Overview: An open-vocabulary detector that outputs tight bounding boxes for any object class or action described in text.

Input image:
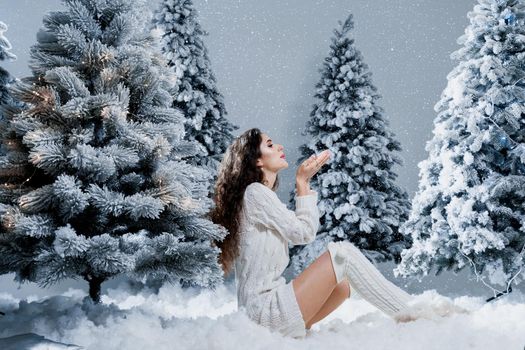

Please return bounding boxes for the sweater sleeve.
[243,182,320,245]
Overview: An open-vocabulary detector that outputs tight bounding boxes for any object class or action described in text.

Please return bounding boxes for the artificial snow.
[0,280,524,350]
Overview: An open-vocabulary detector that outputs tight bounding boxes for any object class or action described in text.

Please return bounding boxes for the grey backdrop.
[3,0,513,300]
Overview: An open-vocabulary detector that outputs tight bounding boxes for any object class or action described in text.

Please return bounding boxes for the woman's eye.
[269,144,273,147]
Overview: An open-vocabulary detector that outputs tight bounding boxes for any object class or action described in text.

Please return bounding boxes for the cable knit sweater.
[234,181,319,337]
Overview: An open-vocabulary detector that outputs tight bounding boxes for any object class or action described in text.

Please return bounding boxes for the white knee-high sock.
[327,241,349,284]
[328,241,412,317]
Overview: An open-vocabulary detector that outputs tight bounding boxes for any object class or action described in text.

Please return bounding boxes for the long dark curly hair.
[209,128,279,276]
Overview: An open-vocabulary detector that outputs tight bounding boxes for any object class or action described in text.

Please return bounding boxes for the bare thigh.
[292,250,339,323]
[305,280,350,329]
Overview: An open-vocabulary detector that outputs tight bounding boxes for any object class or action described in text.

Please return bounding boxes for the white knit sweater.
[234,182,319,325]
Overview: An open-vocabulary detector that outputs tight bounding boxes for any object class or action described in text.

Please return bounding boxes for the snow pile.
[0,281,524,350]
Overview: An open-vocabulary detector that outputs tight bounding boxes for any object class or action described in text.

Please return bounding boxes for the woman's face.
[256,133,288,173]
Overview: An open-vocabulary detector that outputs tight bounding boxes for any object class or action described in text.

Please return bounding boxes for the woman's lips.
[281,154,285,159]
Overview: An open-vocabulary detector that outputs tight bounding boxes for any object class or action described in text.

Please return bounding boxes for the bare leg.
[305,280,350,329]
[292,251,347,325]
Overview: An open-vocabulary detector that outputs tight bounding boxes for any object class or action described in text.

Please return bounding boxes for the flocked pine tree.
[0,21,24,209]
[0,20,18,158]
[289,14,411,275]
[394,0,525,292]
[153,0,238,176]
[0,21,16,64]
[0,0,227,303]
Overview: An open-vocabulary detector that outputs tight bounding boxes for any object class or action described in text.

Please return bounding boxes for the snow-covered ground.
[1,278,524,350]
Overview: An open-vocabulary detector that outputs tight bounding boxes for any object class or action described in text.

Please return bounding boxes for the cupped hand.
[296,149,331,182]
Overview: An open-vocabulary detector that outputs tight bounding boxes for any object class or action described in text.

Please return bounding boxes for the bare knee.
[293,250,343,323]
[304,280,351,329]
[334,280,351,299]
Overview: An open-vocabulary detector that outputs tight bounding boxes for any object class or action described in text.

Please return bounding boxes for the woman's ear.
[256,158,263,168]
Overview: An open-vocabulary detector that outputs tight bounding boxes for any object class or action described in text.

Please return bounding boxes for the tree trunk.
[86,275,105,304]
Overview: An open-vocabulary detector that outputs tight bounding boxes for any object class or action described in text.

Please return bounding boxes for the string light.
[459,241,525,301]
[4,213,15,229]
[17,168,37,190]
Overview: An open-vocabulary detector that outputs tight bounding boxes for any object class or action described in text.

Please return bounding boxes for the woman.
[210,128,463,338]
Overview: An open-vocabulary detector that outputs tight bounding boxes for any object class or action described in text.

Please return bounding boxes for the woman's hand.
[296,150,331,184]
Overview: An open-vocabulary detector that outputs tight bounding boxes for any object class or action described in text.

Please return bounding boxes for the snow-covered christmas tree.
[0,21,15,63]
[0,0,227,303]
[0,20,18,158]
[394,0,525,291]
[0,20,24,209]
[153,0,238,176]
[289,14,411,274]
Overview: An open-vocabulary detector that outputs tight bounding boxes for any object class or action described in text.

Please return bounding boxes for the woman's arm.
[244,183,319,245]
[295,179,312,197]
